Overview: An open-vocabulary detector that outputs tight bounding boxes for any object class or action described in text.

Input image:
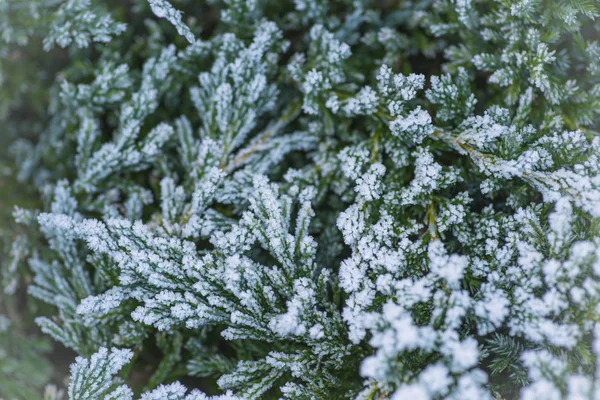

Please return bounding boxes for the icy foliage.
[67,347,238,400]
[148,0,195,43]
[4,0,600,399]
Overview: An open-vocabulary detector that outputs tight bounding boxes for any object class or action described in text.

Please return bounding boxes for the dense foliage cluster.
[3,0,600,399]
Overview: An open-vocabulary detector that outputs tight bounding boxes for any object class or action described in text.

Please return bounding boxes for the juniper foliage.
[4,0,600,399]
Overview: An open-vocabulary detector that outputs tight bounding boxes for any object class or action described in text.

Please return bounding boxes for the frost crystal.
[148,0,196,43]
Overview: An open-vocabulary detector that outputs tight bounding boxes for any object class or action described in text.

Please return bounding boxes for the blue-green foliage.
[3,0,600,399]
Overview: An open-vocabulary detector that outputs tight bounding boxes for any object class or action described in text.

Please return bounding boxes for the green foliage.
[0,317,53,400]
[3,0,600,399]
